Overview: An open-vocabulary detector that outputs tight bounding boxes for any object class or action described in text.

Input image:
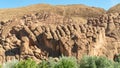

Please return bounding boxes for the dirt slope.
[108,4,120,13]
[0,4,106,21]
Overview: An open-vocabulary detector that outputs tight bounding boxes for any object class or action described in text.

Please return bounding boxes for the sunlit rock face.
[0,12,120,63]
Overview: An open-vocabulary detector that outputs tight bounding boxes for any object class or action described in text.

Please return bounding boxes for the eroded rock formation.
[0,12,120,63]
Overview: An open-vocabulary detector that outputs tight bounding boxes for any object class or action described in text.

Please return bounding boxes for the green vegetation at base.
[37,56,77,68]
[1,54,120,68]
[79,56,114,68]
[114,54,120,62]
[2,59,19,68]
[37,60,50,68]
[54,56,78,68]
[14,58,38,68]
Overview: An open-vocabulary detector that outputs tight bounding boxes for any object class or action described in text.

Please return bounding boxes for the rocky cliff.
[0,11,120,64]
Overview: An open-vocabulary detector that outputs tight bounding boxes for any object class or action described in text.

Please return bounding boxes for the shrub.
[37,57,57,68]
[79,56,114,68]
[114,62,120,68]
[37,60,49,68]
[47,57,57,68]
[114,54,120,62]
[0,65,2,68]
[95,57,114,68]
[54,56,78,68]
[14,58,38,68]
[79,56,97,68]
[2,59,19,68]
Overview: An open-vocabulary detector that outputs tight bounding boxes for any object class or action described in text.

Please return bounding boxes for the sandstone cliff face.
[88,13,120,59]
[0,12,120,63]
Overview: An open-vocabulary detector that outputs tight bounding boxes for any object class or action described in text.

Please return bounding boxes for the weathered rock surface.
[0,12,120,63]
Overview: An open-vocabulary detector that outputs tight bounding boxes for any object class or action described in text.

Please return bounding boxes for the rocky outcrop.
[87,13,120,59]
[0,12,120,63]
[88,13,120,40]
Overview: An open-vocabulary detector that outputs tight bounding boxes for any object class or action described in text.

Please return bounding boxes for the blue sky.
[0,0,120,10]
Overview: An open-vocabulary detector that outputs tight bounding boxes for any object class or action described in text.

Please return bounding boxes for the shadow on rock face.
[5,47,20,56]
[36,33,61,57]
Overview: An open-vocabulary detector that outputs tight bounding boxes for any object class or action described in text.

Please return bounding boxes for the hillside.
[108,4,120,13]
[1,4,120,64]
[0,4,106,21]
